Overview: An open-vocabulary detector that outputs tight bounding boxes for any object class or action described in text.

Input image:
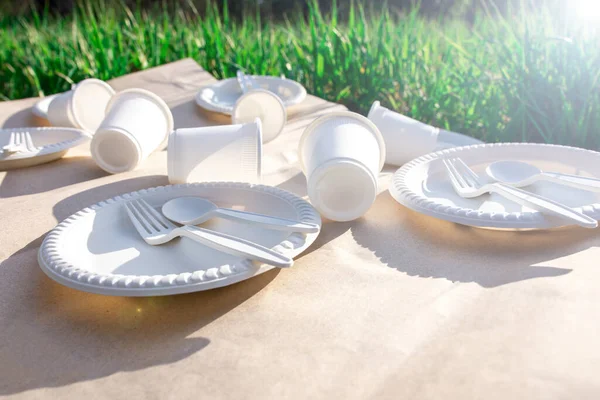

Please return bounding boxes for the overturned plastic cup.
[91,88,173,174]
[168,118,262,184]
[368,101,439,166]
[299,111,386,222]
[232,89,286,144]
[47,79,115,133]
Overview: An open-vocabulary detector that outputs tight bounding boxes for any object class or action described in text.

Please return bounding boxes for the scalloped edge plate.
[195,76,307,115]
[38,182,321,296]
[389,143,600,230]
[0,127,90,170]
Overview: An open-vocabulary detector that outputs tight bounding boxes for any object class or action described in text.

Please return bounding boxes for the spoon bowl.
[162,197,218,225]
[161,196,320,233]
[487,159,600,192]
[486,160,542,187]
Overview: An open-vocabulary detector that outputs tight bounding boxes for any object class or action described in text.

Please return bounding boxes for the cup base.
[233,89,286,144]
[71,79,115,133]
[91,128,142,174]
[307,159,377,222]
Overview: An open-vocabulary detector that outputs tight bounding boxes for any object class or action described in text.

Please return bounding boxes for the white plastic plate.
[38,182,322,296]
[31,93,60,119]
[196,76,307,115]
[389,143,600,230]
[0,127,90,170]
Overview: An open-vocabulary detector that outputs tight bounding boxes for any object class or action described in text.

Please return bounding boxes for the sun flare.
[573,0,600,21]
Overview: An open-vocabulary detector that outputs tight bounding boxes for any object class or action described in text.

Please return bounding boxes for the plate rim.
[195,76,307,114]
[389,142,600,229]
[38,182,321,296]
[0,127,90,162]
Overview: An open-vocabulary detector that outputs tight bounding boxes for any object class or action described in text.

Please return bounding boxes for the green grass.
[1,1,600,148]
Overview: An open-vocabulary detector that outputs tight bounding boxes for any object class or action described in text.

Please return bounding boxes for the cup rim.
[298,111,386,174]
[91,126,143,174]
[106,88,174,146]
[70,79,116,133]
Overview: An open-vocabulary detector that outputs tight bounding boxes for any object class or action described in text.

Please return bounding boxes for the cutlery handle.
[542,172,600,192]
[490,183,597,228]
[215,208,320,233]
[236,71,251,93]
[179,225,294,268]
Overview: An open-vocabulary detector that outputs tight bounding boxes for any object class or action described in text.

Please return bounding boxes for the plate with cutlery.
[0,127,90,170]
[38,182,321,296]
[389,143,600,230]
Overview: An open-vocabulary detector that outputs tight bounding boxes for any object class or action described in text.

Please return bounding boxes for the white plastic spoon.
[162,197,320,233]
[487,160,600,192]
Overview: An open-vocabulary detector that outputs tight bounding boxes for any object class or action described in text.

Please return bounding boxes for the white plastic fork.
[236,70,256,93]
[125,198,293,268]
[2,131,36,154]
[443,157,598,229]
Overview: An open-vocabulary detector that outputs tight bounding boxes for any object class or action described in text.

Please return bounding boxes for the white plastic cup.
[299,111,386,222]
[168,118,262,184]
[368,101,439,166]
[47,79,115,133]
[232,89,286,143]
[91,88,173,174]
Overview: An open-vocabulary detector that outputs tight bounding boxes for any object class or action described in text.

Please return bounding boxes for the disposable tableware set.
[4,70,600,297]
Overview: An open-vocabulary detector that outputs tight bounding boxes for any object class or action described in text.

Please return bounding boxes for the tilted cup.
[168,118,262,184]
[368,101,439,166]
[299,111,386,222]
[47,79,115,133]
[232,89,286,143]
[91,89,173,174]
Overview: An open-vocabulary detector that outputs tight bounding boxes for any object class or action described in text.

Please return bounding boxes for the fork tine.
[449,158,476,188]
[455,158,482,186]
[444,160,469,192]
[8,132,15,147]
[137,199,176,229]
[447,158,471,188]
[130,200,163,233]
[442,159,464,190]
[24,132,36,152]
[2,132,15,151]
[131,200,160,233]
[125,202,154,235]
